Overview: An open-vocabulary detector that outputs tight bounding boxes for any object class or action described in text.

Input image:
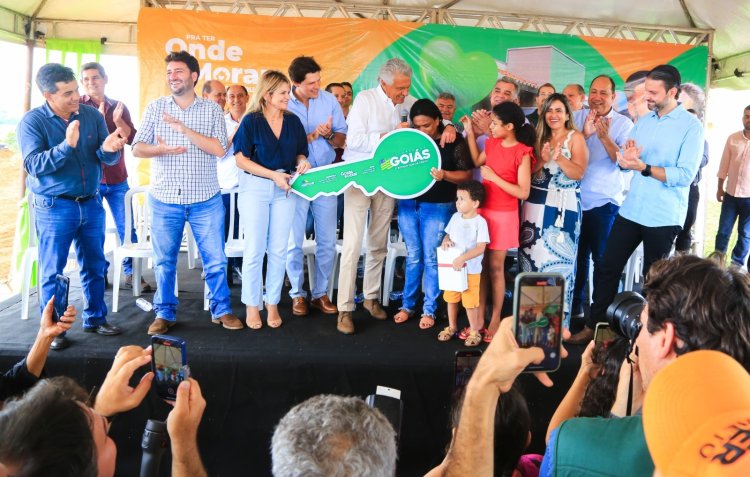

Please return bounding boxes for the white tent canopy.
[0,0,748,88]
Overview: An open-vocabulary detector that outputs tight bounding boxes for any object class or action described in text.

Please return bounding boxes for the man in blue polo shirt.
[568,75,633,343]
[18,63,127,350]
[285,56,347,317]
[583,65,703,342]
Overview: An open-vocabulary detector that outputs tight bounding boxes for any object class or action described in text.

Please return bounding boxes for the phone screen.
[53,274,70,322]
[454,350,482,397]
[514,273,564,372]
[151,335,189,401]
[594,322,617,344]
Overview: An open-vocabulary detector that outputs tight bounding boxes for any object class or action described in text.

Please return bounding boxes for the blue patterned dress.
[519,130,582,328]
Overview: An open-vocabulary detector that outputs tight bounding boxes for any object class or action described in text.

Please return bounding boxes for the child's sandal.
[464,331,482,347]
[437,326,457,342]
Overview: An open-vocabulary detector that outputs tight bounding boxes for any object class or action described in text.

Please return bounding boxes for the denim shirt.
[18,102,119,197]
[619,105,704,227]
[288,88,347,168]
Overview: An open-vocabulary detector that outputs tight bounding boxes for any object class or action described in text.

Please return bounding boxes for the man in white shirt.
[336,59,416,335]
[217,84,248,285]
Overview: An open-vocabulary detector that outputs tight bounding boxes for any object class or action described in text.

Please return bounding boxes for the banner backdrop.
[137,7,708,121]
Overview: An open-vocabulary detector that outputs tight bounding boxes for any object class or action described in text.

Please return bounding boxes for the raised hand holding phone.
[513,272,564,373]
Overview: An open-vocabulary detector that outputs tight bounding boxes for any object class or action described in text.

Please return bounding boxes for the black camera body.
[606,291,645,345]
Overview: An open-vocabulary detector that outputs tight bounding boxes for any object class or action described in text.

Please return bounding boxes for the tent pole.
[20,38,33,198]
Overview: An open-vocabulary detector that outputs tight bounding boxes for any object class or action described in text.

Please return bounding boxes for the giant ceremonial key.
[290,129,441,200]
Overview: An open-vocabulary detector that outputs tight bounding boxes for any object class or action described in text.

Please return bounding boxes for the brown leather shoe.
[292,297,309,316]
[363,298,387,320]
[337,311,355,335]
[147,318,175,335]
[310,295,338,314]
[211,313,243,330]
[565,326,594,345]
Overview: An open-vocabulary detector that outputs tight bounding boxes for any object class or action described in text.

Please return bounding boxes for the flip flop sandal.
[483,333,494,344]
[419,315,435,329]
[437,326,457,342]
[393,309,414,324]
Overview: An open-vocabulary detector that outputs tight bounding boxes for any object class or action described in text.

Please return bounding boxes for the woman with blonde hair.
[233,70,311,329]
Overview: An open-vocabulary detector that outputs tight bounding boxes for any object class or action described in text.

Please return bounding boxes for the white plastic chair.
[112,186,178,312]
[204,188,247,310]
[382,227,407,306]
[327,213,369,300]
[622,243,645,292]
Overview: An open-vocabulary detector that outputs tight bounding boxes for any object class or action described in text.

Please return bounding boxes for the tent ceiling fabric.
[1,0,748,60]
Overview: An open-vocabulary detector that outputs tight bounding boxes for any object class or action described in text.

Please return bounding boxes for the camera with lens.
[606,291,645,347]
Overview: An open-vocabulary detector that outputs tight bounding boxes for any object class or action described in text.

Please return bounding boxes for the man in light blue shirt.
[568,75,633,342]
[285,56,347,317]
[584,65,703,341]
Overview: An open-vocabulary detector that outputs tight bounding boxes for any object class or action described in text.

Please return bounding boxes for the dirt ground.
[0,149,23,297]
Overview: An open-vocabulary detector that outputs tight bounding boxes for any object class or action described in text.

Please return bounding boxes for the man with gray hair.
[202,79,226,110]
[271,394,397,477]
[335,58,416,334]
[436,92,457,121]
[471,77,519,135]
[563,83,586,111]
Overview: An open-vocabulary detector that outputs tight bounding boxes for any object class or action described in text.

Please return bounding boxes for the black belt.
[57,193,97,202]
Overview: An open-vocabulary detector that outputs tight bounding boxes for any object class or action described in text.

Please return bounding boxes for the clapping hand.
[156,135,188,155]
[583,110,597,137]
[616,139,643,170]
[66,120,80,148]
[163,112,189,135]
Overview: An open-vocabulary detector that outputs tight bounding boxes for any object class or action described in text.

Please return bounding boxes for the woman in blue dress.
[519,93,588,328]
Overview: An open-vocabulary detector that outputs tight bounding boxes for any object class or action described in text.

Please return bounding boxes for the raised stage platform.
[0,256,582,476]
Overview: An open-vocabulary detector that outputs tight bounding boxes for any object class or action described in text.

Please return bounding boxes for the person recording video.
[0,297,75,403]
[0,346,207,477]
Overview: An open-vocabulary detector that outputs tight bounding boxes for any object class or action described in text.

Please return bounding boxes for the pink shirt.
[718,131,750,198]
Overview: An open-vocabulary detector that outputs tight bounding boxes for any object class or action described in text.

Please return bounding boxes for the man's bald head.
[202,80,227,109]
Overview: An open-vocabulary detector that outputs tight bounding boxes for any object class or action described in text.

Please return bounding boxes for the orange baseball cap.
[643,350,750,477]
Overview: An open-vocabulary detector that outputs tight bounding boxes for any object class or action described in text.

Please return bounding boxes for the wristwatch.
[326,132,335,141]
[641,164,652,177]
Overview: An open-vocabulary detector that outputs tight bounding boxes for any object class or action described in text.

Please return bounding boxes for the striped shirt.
[133,96,227,204]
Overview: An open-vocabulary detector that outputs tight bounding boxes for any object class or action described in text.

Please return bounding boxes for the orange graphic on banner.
[581,36,694,82]
[137,8,419,113]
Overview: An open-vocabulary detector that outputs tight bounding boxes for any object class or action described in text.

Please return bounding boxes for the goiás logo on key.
[380,148,432,171]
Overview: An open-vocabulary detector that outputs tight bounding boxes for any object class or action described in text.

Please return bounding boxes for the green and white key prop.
[290,129,441,200]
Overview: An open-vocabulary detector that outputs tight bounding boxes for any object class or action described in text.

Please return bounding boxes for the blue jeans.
[149,193,230,321]
[572,202,619,309]
[100,180,137,277]
[33,193,108,329]
[398,200,455,317]
[715,192,750,266]
[286,193,338,299]
[238,173,296,306]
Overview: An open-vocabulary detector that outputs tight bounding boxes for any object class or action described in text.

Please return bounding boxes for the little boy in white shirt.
[438,181,490,347]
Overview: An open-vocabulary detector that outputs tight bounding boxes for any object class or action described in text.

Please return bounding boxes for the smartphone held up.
[513,272,564,373]
[53,274,70,322]
[151,335,190,401]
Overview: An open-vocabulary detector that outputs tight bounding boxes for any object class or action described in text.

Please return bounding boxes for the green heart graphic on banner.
[291,129,441,201]
[419,37,498,109]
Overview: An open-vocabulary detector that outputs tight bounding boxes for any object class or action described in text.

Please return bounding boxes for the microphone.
[140,419,168,477]
[400,110,408,124]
